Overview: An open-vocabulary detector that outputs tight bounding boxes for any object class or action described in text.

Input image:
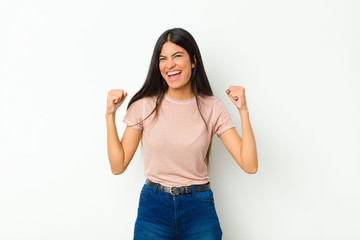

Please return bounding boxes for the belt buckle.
[170,186,180,196]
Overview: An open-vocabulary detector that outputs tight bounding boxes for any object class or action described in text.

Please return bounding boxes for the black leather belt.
[145,179,211,196]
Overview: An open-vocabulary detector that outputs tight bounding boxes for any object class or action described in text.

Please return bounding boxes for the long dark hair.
[127,28,214,165]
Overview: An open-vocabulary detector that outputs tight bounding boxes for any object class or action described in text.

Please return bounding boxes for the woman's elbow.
[242,161,258,174]
[111,167,125,175]
[237,157,258,174]
[245,167,258,174]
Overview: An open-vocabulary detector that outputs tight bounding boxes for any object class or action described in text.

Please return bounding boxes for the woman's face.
[159,41,195,93]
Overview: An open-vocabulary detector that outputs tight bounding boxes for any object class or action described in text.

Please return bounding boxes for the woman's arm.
[106,114,142,175]
[105,89,142,175]
[219,86,258,174]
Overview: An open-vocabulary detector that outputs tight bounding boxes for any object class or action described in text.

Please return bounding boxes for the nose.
[166,59,175,69]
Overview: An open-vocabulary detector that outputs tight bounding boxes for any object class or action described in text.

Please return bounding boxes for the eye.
[174,54,182,58]
[159,58,166,61]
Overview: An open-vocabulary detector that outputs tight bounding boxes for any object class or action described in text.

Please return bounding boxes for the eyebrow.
[159,51,184,58]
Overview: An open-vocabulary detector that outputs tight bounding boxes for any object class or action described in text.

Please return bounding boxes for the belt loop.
[154,183,159,193]
[190,184,196,194]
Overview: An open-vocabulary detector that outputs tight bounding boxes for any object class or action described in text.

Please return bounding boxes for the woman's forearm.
[105,113,125,174]
[239,109,258,173]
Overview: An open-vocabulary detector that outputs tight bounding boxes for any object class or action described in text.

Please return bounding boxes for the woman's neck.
[166,88,195,100]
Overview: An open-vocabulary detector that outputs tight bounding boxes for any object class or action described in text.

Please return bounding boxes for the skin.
[105,42,258,175]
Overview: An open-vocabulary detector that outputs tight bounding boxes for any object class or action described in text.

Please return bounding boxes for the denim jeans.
[133,183,223,240]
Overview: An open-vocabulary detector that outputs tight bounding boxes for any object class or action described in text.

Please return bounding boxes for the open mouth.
[167,71,182,81]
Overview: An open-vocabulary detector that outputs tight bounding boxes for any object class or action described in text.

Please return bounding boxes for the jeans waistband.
[145,179,211,196]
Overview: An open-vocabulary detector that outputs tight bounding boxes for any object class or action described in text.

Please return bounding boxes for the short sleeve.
[123,99,144,130]
[213,98,235,136]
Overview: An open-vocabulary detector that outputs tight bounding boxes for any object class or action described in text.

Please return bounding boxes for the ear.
[192,55,197,68]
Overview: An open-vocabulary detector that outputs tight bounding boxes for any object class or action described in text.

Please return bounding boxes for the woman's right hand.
[106,89,128,115]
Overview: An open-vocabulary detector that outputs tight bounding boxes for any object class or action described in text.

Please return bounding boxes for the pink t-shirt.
[123,93,235,187]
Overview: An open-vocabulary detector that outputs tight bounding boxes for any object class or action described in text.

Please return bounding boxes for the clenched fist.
[226,86,247,110]
[106,89,128,115]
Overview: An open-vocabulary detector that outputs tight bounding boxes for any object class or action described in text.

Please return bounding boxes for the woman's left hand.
[226,86,248,110]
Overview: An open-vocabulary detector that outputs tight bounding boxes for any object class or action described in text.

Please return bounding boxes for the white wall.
[1,0,359,239]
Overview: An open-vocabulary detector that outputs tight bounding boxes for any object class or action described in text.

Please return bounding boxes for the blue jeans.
[133,183,223,240]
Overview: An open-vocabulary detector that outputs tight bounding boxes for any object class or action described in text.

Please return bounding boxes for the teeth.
[168,71,181,76]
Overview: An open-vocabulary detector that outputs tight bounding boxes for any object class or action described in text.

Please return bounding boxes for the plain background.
[1,0,359,239]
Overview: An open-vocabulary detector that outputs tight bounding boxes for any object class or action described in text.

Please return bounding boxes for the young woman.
[105,28,258,240]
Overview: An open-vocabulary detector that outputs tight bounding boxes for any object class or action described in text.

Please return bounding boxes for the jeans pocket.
[139,184,154,202]
[194,189,214,203]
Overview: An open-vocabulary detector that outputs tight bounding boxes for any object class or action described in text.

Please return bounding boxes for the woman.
[105,28,258,240]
